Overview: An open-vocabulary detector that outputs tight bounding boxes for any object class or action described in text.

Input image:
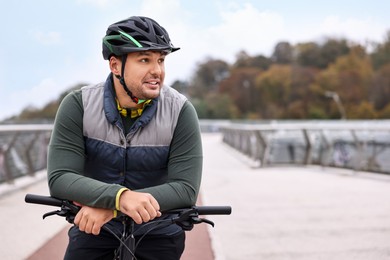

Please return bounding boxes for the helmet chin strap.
[115,55,145,104]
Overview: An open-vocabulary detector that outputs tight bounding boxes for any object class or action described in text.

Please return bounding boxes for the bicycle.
[25,194,231,260]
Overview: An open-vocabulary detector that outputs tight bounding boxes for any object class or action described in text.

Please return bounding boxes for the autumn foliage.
[8,31,390,122]
[173,32,390,119]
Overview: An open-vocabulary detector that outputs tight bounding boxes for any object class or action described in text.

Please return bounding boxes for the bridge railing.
[220,121,390,174]
[1,121,390,184]
[0,124,53,184]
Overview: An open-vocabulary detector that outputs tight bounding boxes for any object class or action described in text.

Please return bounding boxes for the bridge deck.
[1,133,390,259]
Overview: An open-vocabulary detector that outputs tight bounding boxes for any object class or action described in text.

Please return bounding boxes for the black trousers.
[63,226,185,260]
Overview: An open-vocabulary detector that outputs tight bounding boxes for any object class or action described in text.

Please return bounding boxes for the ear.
[109,56,121,76]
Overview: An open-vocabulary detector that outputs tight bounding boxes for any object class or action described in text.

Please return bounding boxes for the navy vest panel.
[81,81,186,188]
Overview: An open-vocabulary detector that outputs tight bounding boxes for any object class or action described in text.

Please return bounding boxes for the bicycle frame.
[25,194,231,260]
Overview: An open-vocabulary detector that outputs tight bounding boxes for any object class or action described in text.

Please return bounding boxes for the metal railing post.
[303,129,312,165]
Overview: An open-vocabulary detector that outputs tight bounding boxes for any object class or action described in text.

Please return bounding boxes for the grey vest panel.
[82,84,187,148]
[82,82,124,147]
[129,86,187,146]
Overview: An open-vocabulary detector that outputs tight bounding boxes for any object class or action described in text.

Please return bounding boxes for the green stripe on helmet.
[103,36,116,53]
[118,30,143,48]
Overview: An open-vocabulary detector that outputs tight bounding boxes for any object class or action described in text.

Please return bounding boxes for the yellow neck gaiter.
[116,99,152,118]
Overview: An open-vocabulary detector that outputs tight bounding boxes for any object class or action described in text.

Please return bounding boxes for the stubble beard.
[130,84,162,100]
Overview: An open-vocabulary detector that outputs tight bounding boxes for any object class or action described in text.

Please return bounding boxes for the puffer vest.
[81,77,187,190]
[81,77,187,235]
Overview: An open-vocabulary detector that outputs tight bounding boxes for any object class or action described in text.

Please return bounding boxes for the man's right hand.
[119,190,161,224]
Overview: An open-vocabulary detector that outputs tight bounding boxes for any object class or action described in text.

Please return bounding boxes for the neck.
[113,76,140,109]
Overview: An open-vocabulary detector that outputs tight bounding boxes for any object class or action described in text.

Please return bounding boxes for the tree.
[295,42,321,68]
[205,93,239,119]
[291,66,320,118]
[192,93,239,119]
[348,101,377,119]
[255,64,292,118]
[371,64,390,110]
[371,30,390,70]
[234,50,272,70]
[271,41,293,64]
[315,46,373,118]
[378,103,390,118]
[318,38,350,68]
[219,67,262,118]
[171,80,189,97]
[188,58,230,99]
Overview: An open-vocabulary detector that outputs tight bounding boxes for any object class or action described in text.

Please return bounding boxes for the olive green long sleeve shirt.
[47,88,202,211]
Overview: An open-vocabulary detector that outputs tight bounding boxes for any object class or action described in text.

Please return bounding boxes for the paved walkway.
[1,133,390,259]
[0,173,67,260]
[201,134,390,260]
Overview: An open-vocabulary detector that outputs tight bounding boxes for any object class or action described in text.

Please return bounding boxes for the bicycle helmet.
[102,16,180,60]
[102,16,179,104]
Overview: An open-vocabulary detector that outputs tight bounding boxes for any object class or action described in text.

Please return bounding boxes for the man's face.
[123,51,166,100]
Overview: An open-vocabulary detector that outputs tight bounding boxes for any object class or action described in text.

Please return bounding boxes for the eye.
[140,58,149,63]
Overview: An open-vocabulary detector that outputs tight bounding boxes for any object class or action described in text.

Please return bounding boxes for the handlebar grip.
[194,206,232,215]
[25,194,63,207]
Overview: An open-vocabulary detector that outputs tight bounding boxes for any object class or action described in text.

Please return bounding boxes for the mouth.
[144,79,161,88]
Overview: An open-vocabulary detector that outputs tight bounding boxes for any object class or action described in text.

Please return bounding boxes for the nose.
[150,61,163,76]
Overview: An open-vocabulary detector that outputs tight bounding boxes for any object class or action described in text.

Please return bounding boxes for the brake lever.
[195,217,215,227]
[42,200,80,224]
[172,207,215,230]
[43,210,63,219]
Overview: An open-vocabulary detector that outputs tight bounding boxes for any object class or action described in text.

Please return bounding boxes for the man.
[47,16,202,260]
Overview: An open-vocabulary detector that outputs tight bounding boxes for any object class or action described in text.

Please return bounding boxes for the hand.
[119,190,162,224]
[74,203,114,235]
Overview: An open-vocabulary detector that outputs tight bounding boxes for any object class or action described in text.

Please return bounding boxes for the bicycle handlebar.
[25,194,232,216]
[25,193,231,259]
[169,206,231,215]
[25,194,64,207]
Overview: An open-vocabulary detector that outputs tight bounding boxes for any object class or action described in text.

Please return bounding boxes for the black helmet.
[102,16,180,60]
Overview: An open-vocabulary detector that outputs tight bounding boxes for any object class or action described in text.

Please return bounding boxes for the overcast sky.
[0,0,389,120]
